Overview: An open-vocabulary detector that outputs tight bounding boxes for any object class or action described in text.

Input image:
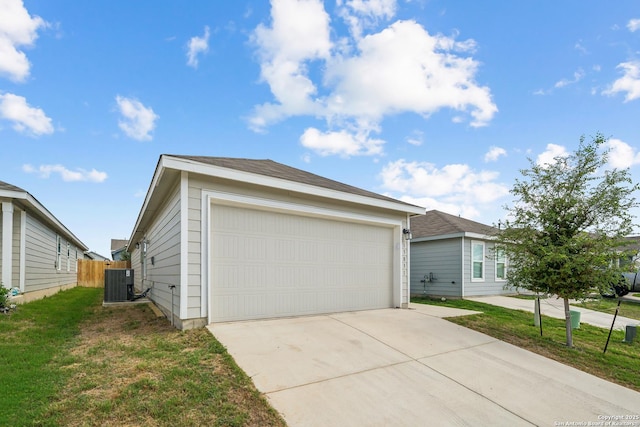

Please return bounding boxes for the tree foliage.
[495,134,639,346]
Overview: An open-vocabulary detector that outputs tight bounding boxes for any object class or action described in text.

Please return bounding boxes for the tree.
[495,134,639,347]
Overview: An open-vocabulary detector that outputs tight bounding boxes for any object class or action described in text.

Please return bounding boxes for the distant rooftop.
[411,210,497,239]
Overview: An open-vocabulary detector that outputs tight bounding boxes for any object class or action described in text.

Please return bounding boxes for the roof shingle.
[411,210,497,238]
[168,155,419,207]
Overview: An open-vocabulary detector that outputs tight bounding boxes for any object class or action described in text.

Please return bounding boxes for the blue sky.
[1,0,640,258]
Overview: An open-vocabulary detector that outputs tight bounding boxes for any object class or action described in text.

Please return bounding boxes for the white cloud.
[627,18,640,32]
[406,130,424,146]
[605,138,640,169]
[324,21,495,126]
[22,164,107,182]
[603,61,640,102]
[554,68,585,88]
[249,0,331,129]
[484,146,506,162]
[0,0,46,82]
[337,0,397,39]
[379,159,509,210]
[0,92,53,136]
[115,95,158,141]
[300,127,384,157]
[536,143,568,166]
[250,1,497,157]
[186,26,210,68]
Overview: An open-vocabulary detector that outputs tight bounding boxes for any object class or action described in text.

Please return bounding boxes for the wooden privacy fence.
[77,259,132,288]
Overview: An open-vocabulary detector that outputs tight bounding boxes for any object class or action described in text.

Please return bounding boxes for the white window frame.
[471,240,485,282]
[141,239,148,281]
[495,246,507,281]
[66,242,70,272]
[56,235,61,271]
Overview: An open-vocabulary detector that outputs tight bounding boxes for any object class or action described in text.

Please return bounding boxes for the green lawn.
[572,297,640,321]
[0,287,285,427]
[412,297,640,392]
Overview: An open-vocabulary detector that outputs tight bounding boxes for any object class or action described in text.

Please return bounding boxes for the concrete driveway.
[208,304,640,426]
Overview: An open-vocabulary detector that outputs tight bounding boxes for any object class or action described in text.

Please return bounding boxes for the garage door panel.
[211,205,394,322]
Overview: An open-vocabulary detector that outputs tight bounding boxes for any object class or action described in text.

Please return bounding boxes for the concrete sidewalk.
[209,305,640,426]
[467,295,640,330]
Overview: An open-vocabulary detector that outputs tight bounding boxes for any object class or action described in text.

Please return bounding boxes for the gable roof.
[111,239,129,252]
[169,155,416,207]
[0,181,27,193]
[411,210,497,239]
[0,179,88,251]
[128,155,425,248]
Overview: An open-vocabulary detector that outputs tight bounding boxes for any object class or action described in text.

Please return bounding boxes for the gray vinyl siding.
[187,183,202,319]
[410,238,462,297]
[24,212,78,292]
[463,238,513,297]
[138,181,182,320]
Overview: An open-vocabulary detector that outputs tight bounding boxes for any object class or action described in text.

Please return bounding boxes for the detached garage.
[128,155,424,329]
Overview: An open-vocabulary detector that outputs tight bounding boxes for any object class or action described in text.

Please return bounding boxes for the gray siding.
[137,181,182,320]
[410,238,462,297]
[463,238,513,297]
[23,212,78,292]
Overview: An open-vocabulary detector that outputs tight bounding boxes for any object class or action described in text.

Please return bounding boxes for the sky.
[1,0,640,258]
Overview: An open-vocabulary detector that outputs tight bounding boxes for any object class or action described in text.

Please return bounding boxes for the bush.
[0,286,9,311]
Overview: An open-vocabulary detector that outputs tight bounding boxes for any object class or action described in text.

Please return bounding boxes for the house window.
[67,242,70,272]
[56,235,61,270]
[472,241,484,281]
[496,247,506,280]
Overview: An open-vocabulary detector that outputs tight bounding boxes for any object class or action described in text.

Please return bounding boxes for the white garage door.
[210,204,394,322]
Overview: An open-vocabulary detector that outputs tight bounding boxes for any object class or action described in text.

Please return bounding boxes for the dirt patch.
[50,303,286,427]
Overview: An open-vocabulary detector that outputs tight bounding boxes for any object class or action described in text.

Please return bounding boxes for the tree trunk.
[564,297,573,348]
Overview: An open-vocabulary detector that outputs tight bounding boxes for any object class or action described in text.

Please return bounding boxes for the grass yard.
[572,297,640,321]
[412,297,640,392]
[0,287,285,427]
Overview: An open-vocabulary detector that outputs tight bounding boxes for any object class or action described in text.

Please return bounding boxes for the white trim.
[202,189,403,323]
[200,192,209,318]
[471,240,485,282]
[19,210,26,292]
[411,231,493,243]
[461,237,465,298]
[203,190,402,227]
[162,156,425,216]
[0,189,87,251]
[2,202,14,288]
[179,171,189,319]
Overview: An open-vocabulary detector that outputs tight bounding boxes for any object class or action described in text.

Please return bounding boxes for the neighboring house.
[85,251,111,262]
[127,155,424,329]
[110,239,129,260]
[617,236,640,271]
[0,180,88,302]
[410,210,513,298]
